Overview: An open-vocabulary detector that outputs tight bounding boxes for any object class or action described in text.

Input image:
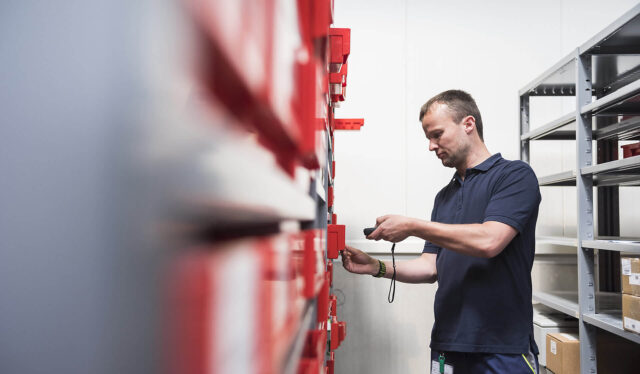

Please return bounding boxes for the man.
[341,90,541,373]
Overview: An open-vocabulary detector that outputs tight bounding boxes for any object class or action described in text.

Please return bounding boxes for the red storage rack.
[330,316,346,351]
[327,186,334,208]
[326,352,335,374]
[327,261,334,287]
[298,329,328,374]
[317,272,331,326]
[172,2,360,372]
[297,0,334,41]
[168,235,312,374]
[186,0,342,175]
[329,294,337,317]
[295,56,323,169]
[302,229,326,298]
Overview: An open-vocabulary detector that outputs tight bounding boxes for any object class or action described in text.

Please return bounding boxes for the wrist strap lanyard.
[388,243,396,303]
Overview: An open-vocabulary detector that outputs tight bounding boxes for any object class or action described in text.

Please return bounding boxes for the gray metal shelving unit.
[520,4,640,372]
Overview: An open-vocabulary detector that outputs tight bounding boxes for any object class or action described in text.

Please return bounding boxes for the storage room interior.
[2,1,640,373]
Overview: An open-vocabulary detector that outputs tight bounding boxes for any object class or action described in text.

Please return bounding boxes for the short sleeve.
[483,162,541,233]
[423,192,442,254]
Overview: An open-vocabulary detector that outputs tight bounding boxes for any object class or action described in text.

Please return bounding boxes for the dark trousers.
[430,348,539,374]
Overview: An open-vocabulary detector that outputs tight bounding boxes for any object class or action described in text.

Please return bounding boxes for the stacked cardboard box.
[545,332,579,374]
[542,319,640,374]
[533,306,577,367]
[622,256,640,335]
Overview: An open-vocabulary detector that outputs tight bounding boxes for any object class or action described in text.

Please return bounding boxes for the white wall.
[332,1,639,373]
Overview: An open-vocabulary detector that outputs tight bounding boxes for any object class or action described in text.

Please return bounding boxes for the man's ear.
[462,115,476,135]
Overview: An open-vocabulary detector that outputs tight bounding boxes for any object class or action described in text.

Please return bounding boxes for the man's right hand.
[340,246,379,276]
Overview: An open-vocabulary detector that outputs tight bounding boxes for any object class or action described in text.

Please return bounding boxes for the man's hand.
[341,246,379,275]
[367,215,417,243]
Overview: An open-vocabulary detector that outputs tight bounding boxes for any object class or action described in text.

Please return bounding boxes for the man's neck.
[455,145,492,179]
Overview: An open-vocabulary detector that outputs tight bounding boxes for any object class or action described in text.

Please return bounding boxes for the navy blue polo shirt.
[423,153,541,355]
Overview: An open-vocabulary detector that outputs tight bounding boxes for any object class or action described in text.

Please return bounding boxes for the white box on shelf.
[533,308,578,367]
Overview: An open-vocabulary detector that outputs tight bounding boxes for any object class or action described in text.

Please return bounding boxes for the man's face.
[421,103,470,168]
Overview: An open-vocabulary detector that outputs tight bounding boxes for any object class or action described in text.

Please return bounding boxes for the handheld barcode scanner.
[363,226,396,302]
[363,227,376,236]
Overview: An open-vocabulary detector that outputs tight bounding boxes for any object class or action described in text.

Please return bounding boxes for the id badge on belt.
[430,353,453,374]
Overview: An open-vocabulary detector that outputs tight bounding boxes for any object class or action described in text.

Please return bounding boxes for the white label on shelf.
[560,333,577,341]
[624,317,640,334]
[630,273,640,286]
[550,340,557,355]
[622,258,632,275]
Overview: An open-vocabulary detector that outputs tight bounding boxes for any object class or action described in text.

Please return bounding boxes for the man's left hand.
[367,215,416,243]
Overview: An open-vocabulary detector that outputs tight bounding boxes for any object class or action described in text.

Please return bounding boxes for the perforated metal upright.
[519,94,530,164]
[576,52,597,374]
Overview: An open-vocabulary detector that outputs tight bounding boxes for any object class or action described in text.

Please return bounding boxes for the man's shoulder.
[493,157,536,177]
[491,158,541,199]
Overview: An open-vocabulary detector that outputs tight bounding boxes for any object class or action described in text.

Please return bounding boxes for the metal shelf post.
[520,95,530,163]
[576,53,598,374]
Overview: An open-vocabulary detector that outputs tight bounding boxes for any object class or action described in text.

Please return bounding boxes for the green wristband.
[373,259,386,278]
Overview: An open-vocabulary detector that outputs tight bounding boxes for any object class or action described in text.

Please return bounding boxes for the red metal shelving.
[171,1,359,372]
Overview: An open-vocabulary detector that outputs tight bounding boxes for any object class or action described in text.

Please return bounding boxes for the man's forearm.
[377,256,436,284]
[409,219,503,258]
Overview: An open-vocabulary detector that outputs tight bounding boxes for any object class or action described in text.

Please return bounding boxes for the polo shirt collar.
[451,153,503,183]
[471,153,502,172]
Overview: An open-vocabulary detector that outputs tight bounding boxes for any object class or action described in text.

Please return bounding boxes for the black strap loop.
[388,243,396,303]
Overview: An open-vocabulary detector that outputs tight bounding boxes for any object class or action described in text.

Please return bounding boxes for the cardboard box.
[622,293,640,334]
[546,332,579,374]
[533,311,578,367]
[621,256,640,296]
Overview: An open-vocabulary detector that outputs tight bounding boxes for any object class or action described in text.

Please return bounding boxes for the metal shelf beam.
[538,170,577,186]
[581,78,640,115]
[579,3,640,54]
[521,112,576,141]
[533,291,580,319]
[594,116,640,141]
[519,50,578,97]
[536,236,578,247]
[581,154,640,175]
[582,239,640,253]
[582,312,640,345]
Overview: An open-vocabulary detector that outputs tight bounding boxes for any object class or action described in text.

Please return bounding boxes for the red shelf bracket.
[334,118,364,131]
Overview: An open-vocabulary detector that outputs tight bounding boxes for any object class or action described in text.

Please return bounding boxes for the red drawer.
[327,224,345,259]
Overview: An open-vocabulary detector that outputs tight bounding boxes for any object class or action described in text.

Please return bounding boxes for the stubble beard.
[441,142,470,169]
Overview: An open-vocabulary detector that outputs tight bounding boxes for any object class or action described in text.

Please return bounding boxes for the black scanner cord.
[363,227,396,303]
[388,243,396,303]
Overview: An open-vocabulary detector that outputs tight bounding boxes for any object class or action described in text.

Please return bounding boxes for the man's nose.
[429,140,438,151]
